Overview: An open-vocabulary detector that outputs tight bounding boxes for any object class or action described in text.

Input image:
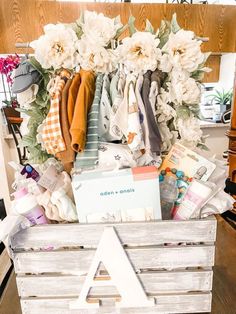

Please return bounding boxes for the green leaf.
[191,70,205,81]
[128,15,136,36]
[176,106,191,120]
[170,13,181,34]
[197,142,210,151]
[158,20,171,48]
[114,24,128,40]
[145,19,154,34]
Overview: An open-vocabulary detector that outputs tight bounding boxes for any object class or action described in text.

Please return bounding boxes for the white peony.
[176,114,203,148]
[81,10,122,47]
[77,37,117,73]
[118,32,161,74]
[156,88,176,122]
[168,69,201,105]
[160,29,205,73]
[30,24,79,70]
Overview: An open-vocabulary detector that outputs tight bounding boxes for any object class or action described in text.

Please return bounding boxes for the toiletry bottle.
[173,180,213,220]
[160,176,178,220]
[13,187,48,225]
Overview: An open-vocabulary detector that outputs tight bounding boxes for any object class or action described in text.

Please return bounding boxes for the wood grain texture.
[10,218,217,250]
[203,55,221,83]
[16,270,213,298]
[13,245,215,274]
[0,1,235,53]
[211,215,236,314]
[226,68,236,184]
[20,293,212,314]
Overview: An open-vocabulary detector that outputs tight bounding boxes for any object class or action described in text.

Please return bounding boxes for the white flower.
[81,11,122,47]
[118,32,161,74]
[30,24,79,70]
[168,69,201,105]
[176,114,203,148]
[160,29,204,73]
[156,89,176,122]
[77,37,117,73]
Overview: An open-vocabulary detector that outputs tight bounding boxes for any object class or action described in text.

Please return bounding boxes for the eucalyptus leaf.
[145,19,154,34]
[170,13,181,34]
[158,20,171,48]
[115,24,128,40]
[128,15,137,36]
[176,106,191,120]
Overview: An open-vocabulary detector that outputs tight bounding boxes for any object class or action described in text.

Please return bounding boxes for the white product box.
[72,166,161,223]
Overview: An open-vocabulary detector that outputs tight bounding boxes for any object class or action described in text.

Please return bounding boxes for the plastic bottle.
[13,187,48,225]
[160,176,178,220]
[173,180,213,220]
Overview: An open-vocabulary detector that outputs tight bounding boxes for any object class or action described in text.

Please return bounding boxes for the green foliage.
[207,88,233,106]
[128,15,137,36]
[157,20,171,48]
[176,105,191,120]
[21,57,52,164]
[145,19,155,34]
[170,13,181,34]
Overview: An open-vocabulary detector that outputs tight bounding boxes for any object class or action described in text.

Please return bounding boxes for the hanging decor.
[19,11,211,164]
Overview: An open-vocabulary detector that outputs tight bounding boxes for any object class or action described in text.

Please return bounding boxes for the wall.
[218,53,236,90]
[0,1,235,53]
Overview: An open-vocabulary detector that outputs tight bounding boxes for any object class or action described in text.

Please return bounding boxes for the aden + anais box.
[72,166,161,223]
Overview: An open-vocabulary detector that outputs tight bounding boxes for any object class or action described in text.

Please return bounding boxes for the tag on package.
[160,143,216,181]
[37,165,60,192]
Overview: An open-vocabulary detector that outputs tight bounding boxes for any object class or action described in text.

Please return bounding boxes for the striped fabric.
[75,74,104,169]
[42,70,71,155]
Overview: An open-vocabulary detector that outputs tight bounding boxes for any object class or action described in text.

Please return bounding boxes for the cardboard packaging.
[72,166,161,223]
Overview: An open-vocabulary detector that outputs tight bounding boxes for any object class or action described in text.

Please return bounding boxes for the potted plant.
[0,54,21,124]
[207,88,233,122]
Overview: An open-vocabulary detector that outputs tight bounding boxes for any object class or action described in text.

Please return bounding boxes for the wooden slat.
[16,270,213,298]
[14,245,215,274]
[20,293,212,314]
[0,249,11,286]
[11,218,217,250]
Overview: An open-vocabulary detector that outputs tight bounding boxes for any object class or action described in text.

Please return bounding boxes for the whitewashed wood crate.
[10,217,217,314]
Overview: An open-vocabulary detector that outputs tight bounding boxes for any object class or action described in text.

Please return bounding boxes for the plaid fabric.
[42,71,70,155]
[75,74,103,169]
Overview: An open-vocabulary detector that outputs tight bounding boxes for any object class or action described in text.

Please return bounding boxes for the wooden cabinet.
[0,1,235,54]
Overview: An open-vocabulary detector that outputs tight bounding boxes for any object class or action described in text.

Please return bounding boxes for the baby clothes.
[110,70,119,105]
[41,70,71,155]
[142,70,162,155]
[75,74,103,170]
[56,78,75,174]
[67,73,81,126]
[98,74,113,141]
[70,69,95,152]
[97,142,137,171]
[109,71,126,140]
[149,69,166,116]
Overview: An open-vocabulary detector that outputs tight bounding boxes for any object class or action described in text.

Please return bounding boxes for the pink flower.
[0,54,20,86]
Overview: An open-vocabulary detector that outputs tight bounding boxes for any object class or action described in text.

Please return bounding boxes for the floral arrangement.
[22,11,210,163]
[0,54,20,107]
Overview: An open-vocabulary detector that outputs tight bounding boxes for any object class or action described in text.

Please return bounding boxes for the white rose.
[30,24,79,70]
[77,37,117,73]
[118,31,161,74]
[81,11,122,47]
[161,29,205,73]
[176,115,202,148]
[169,69,201,105]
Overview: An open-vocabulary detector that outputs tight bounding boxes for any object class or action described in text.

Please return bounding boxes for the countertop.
[200,120,230,129]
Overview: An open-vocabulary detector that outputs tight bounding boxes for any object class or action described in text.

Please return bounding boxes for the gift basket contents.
[0,10,234,314]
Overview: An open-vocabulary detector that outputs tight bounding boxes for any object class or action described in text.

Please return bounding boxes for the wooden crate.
[10,217,217,314]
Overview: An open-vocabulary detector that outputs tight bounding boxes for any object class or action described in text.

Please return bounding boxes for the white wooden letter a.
[70,227,154,309]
